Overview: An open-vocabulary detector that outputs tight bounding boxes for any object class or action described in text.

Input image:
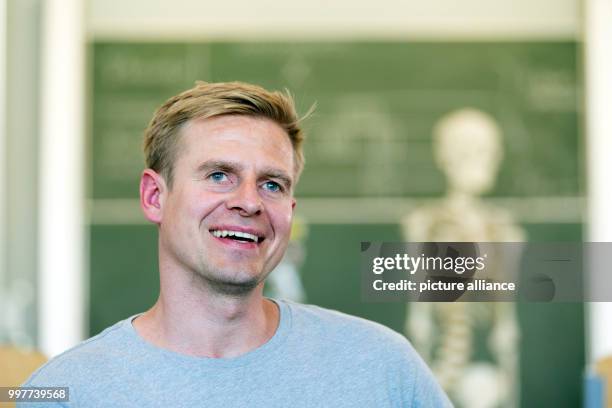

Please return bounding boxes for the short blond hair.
[143,81,307,188]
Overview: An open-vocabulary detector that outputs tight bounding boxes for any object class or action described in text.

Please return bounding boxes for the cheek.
[185,190,225,219]
[268,202,294,235]
[163,192,223,238]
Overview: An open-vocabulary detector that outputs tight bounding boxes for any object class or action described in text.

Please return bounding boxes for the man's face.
[154,115,296,294]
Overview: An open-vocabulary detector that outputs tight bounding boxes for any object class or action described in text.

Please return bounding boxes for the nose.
[226,179,263,216]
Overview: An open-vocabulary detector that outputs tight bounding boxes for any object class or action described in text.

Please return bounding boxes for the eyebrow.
[196,159,293,190]
[196,160,240,175]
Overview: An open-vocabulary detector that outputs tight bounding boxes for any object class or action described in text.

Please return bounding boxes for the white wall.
[38,0,87,357]
[585,0,612,363]
[87,0,579,40]
[1,0,43,349]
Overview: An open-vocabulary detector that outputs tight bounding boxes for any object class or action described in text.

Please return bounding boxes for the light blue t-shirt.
[20,300,451,407]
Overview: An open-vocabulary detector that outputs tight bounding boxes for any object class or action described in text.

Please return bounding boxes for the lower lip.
[211,234,260,250]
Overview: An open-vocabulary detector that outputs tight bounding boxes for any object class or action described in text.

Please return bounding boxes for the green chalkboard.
[89,41,583,408]
[91,41,580,199]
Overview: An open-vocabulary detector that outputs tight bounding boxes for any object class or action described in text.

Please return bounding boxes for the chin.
[196,268,265,296]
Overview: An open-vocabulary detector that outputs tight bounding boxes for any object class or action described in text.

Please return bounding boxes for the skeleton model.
[402,109,525,408]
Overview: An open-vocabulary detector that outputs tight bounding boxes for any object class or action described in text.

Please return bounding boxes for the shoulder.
[283,301,415,358]
[23,317,133,387]
[282,301,452,406]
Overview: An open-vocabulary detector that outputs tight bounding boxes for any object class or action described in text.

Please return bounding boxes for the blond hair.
[143,81,308,188]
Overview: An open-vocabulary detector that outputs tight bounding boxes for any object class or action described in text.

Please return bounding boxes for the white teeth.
[211,230,259,242]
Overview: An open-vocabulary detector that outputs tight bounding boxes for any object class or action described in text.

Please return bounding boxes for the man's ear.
[140,169,167,224]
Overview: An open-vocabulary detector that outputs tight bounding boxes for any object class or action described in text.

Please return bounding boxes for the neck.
[133,260,279,358]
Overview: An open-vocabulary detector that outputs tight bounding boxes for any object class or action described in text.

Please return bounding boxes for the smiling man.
[20,82,451,407]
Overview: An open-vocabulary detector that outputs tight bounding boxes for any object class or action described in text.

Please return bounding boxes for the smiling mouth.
[210,229,265,244]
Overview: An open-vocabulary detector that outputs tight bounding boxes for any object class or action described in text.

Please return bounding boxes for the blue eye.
[209,172,228,183]
[263,181,281,193]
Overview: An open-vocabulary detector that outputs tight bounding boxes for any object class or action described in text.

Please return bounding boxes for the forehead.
[176,115,294,172]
